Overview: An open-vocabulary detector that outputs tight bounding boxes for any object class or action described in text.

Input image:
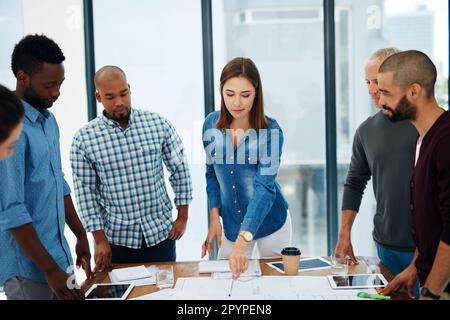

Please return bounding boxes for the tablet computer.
[267,256,332,273]
[85,283,135,300]
[327,273,388,289]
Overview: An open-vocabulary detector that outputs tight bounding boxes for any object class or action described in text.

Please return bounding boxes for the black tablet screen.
[85,284,131,299]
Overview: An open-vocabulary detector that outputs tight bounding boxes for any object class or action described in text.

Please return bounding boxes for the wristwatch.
[420,287,440,300]
[239,230,253,242]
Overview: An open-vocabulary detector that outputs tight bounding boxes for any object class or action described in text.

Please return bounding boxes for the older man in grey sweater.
[335,48,418,285]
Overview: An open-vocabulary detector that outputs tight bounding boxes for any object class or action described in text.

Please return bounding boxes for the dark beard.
[112,112,130,123]
[382,95,416,122]
[23,84,51,110]
[104,107,131,124]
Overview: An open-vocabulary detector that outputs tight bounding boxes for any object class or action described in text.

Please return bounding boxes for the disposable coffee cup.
[281,247,301,275]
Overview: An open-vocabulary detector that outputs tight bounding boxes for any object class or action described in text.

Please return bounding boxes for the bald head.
[379,50,437,99]
[94,65,127,88]
[94,65,131,127]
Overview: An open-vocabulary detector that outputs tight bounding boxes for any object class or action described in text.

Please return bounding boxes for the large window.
[335,0,449,256]
[0,0,23,89]
[93,0,206,261]
[213,0,328,256]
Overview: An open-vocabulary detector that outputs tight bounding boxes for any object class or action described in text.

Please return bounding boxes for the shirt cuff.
[0,204,33,232]
[63,178,71,196]
[174,195,193,207]
[82,217,104,233]
[208,195,221,209]
[240,218,258,236]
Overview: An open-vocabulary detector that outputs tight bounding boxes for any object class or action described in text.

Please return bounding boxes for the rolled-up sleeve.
[0,136,33,231]
[63,175,71,196]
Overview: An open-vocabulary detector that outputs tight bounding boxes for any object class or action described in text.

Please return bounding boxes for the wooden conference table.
[82,256,409,300]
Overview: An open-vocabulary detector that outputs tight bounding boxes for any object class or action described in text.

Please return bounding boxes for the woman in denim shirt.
[201,57,291,277]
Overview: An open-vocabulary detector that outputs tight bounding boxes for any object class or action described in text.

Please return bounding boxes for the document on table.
[109,265,156,286]
[198,259,261,277]
[135,276,379,300]
[131,289,194,300]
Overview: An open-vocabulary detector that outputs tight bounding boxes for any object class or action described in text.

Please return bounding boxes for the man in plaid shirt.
[70,66,192,271]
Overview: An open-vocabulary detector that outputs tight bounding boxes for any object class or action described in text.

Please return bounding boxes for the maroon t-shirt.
[411,111,450,293]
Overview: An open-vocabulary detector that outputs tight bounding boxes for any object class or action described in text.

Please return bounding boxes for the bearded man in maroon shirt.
[376,50,450,300]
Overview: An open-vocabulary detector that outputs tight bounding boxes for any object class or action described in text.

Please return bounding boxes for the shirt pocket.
[138,144,160,167]
[141,144,159,158]
[134,143,162,182]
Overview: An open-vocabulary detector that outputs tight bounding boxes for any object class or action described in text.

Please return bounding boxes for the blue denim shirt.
[202,111,288,241]
[0,101,73,286]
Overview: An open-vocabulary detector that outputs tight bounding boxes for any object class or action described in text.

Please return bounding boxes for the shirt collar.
[22,100,50,123]
[100,107,135,129]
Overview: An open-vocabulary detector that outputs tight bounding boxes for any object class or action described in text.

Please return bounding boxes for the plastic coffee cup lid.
[281,247,301,256]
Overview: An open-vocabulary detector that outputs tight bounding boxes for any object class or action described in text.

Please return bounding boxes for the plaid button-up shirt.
[70,108,192,248]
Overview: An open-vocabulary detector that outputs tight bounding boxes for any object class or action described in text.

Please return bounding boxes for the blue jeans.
[111,237,176,264]
[376,242,419,298]
[4,276,56,300]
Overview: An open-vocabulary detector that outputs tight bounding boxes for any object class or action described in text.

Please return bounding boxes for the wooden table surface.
[82,256,409,300]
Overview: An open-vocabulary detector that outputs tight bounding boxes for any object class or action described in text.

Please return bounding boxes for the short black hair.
[11,34,65,77]
[379,50,437,99]
[0,84,24,143]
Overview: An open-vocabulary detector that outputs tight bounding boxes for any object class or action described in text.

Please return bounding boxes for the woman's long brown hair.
[216,57,268,130]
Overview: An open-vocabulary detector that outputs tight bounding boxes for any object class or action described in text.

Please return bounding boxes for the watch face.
[239,231,253,242]
[243,232,253,241]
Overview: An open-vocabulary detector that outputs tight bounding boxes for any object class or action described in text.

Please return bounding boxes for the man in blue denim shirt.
[0,35,92,300]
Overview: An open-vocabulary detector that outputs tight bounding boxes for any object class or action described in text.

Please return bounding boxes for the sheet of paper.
[166,276,379,300]
[109,265,156,286]
[131,289,193,300]
[198,259,261,277]
[111,265,152,282]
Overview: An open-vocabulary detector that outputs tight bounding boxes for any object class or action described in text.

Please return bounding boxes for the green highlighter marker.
[357,292,391,300]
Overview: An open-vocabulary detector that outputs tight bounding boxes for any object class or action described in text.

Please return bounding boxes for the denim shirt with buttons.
[0,101,73,286]
[202,111,288,242]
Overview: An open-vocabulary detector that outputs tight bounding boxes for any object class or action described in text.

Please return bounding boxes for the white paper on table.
[131,288,203,300]
[199,259,261,277]
[109,265,156,286]
[173,276,379,300]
